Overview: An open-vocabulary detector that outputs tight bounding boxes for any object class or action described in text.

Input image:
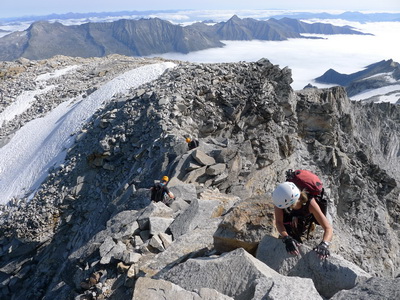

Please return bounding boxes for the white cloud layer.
[154,21,400,90]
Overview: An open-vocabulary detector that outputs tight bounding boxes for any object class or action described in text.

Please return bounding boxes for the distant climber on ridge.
[185,137,199,150]
[150,176,175,206]
[272,170,333,259]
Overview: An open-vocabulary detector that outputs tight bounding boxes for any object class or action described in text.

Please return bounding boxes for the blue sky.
[1,0,400,18]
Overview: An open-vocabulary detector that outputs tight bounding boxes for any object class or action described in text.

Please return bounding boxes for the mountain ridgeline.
[0,15,370,61]
[315,59,400,101]
[0,56,399,299]
[1,10,400,24]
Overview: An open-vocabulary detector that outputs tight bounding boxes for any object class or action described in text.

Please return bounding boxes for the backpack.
[188,139,199,150]
[151,183,165,203]
[285,169,328,239]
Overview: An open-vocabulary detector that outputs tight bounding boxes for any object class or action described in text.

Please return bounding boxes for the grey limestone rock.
[162,248,322,300]
[213,195,277,254]
[149,216,174,235]
[133,277,234,300]
[137,202,174,230]
[140,218,221,277]
[169,198,220,238]
[106,210,139,240]
[0,56,399,300]
[256,235,372,298]
[99,238,127,264]
[330,276,400,300]
[192,149,216,166]
[206,163,226,176]
[168,183,198,204]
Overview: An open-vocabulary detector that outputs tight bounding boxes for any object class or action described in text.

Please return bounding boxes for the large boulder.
[213,195,277,254]
[139,217,222,277]
[161,248,322,300]
[169,189,239,239]
[106,210,140,240]
[192,149,216,166]
[137,202,174,230]
[330,277,400,300]
[169,198,221,238]
[139,188,240,277]
[168,183,197,203]
[133,277,234,300]
[256,235,372,298]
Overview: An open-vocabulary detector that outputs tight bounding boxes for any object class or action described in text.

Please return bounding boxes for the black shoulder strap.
[285,169,294,181]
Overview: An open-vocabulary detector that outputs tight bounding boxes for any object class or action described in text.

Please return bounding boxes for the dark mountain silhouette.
[315,59,400,86]
[213,15,300,40]
[277,17,365,34]
[205,15,369,40]
[270,11,400,23]
[0,18,223,61]
[315,59,400,98]
[0,15,370,61]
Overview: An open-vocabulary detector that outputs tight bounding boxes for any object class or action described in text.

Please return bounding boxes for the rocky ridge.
[0,55,175,147]
[0,56,399,299]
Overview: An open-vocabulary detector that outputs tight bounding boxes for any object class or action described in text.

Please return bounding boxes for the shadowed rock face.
[0,56,399,299]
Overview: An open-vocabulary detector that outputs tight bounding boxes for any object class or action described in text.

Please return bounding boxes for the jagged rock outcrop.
[161,248,323,300]
[0,56,399,299]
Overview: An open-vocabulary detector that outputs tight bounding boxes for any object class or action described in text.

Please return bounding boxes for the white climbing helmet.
[272,182,300,208]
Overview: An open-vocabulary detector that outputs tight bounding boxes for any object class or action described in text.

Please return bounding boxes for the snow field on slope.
[350,84,400,103]
[0,62,175,205]
[0,65,79,125]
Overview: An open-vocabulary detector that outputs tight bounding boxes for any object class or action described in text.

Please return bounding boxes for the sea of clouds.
[1,10,399,90]
[154,21,400,90]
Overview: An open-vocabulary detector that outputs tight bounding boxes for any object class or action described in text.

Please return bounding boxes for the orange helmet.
[186,137,191,143]
[162,176,169,182]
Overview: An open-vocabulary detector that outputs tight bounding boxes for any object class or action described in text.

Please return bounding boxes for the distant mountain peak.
[229,15,241,21]
[224,15,245,26]
[316,59,400,86]
[315,59,400,101]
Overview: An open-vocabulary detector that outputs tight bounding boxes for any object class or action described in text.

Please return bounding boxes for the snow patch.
[350,84,400,103]
[36,65,79,81]
[0,65,80,127]
[363,71,397,83]
[0,86,54,126]
[0,62,175,205]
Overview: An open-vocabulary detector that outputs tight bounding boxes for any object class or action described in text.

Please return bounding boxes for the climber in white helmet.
[272,181,332,259]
